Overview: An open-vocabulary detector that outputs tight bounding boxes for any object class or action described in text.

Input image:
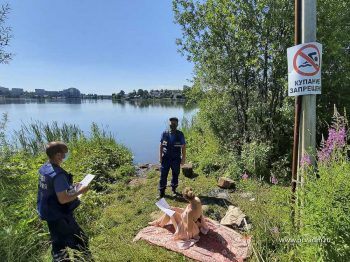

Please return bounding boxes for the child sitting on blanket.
[149,187,209,242]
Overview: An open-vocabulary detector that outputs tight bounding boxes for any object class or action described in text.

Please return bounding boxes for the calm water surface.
[0,98,197,163]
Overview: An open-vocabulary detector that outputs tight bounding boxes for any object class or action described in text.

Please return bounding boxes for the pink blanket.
[133,217,251,262]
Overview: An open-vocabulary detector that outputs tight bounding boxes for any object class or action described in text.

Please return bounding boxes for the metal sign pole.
[291,0,303,228]
[299,0,317,184]
[291,0,302,195]
[291,0,317,229]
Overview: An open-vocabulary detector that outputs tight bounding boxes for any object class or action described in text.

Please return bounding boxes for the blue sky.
[0,0,193,95]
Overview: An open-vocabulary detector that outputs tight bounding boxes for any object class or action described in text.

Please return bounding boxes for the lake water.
[0,98,197,164]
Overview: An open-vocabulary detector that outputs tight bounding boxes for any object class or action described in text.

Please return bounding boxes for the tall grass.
[0,113,11,156]
[13,120,118,156]
[295,109,350,261]
[14,121,83,155]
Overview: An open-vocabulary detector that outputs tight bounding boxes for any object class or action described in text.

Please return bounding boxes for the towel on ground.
[133,216,251,262]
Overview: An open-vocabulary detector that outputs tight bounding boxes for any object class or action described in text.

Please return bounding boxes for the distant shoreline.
[0,96,186,101]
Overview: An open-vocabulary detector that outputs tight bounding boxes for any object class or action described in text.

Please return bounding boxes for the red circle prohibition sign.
[293,44,321,76]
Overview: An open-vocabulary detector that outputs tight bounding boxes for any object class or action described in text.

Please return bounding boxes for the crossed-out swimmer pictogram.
[293,44,321,77]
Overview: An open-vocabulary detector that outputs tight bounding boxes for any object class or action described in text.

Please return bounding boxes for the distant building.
[11,88,24,96]
[150,90,161,98]
[35,89,46,96]
[46,91,59,97]
[0,86,9,95]
[61,87,81,98]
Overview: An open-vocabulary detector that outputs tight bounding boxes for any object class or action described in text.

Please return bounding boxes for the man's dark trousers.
[159,157,181,194]
[47,214,92,261]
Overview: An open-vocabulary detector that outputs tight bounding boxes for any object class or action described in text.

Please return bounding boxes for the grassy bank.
[1,113,349,261]
[87,172,294,261]
[0,117,292,261]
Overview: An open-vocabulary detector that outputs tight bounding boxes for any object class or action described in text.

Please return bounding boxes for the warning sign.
[287,42,322,96]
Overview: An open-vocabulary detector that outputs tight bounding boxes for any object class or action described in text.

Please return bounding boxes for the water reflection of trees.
[61,98,82,104]
[0,98,197,111]
[0,98,83,104]
[112,99,197,111]
[0,98,30,104]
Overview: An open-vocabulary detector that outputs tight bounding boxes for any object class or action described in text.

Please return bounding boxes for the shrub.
[270,155,291,185]
[222,154,242,180]
[241,141,271,179]
[181,115,226,175]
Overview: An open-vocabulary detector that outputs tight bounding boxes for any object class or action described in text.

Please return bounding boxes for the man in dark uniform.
[37,141,93,262]
[159,117,186,198]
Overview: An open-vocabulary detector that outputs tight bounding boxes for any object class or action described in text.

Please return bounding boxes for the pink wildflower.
[241,172,249,180]
[317,127,347,163]
[270,175,278,185]
[300,154,312,167]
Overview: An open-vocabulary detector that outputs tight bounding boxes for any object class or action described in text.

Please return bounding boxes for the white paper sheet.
[75,174,95,191]
[155,198,175,217]
[79,174,95,187]
[76,174,95,198]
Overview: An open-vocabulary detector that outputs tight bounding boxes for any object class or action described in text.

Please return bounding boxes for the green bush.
[221,152,242,180]
[241,141,271,179]
[270,155,291,185]
[181,115,227,175]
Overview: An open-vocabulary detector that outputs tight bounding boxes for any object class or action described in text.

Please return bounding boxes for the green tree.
[119,90,125,97]
[137,89,144,97]
[173,0,350,160]
[0,3,12,64]
[173,0,294,157]
[113,90,125,99]
[143,89,149,98]
[316,0,350,133]
[128,90,136,98]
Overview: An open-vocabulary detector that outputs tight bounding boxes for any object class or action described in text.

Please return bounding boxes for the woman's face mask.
[63,152,70,162]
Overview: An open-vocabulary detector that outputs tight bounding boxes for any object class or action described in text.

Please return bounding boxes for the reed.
[13,121,84,155]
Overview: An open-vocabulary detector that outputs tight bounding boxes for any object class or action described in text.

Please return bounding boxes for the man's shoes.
[171,190,179,198]
[156,195,163,200]
[157,191,165,200]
